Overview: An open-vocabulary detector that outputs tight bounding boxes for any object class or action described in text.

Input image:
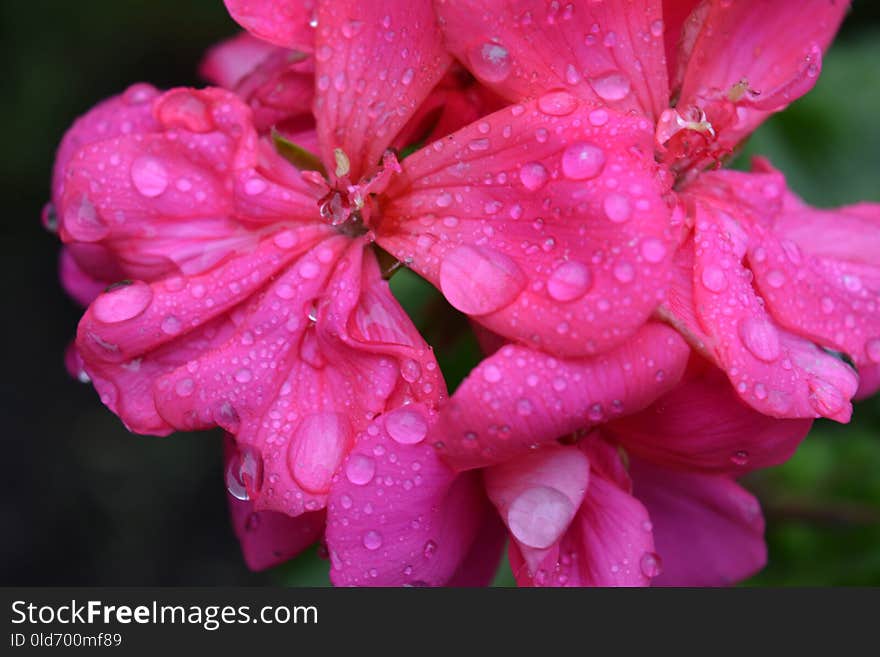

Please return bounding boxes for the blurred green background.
[1,1,878,586]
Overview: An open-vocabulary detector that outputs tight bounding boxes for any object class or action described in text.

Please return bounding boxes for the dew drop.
[603,193,631,223]
[738,317,781,362]
[537,89,578,116]
[345,453,376,486]
[507,486,574,549]
[130,156,169,197]
[519,161,549,191]
[363,530,383,551]
[385,407,428,445]
[639,552,663,578]
[93,281,153,323]
[701,266,728,293]
[561,142,605,180]
[468,42,512,83]
[440,245,526,315]
[547,261,592,301]
[590,71,631,101]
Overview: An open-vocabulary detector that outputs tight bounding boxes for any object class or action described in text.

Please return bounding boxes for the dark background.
[2,0,879,586]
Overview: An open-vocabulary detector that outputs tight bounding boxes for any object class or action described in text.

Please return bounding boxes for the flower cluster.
[46,0,879,586]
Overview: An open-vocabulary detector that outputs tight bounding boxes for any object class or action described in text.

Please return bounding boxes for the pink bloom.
[51,1,507,584]
[433,0,877,419]
[435,330,807,585]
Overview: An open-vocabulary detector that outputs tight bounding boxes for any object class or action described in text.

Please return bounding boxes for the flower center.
[315,148,401,237]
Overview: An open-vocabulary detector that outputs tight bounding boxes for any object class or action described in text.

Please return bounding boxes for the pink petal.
[675,0,848,148]
[150,241,444,517]
[436,322,689,470]
[325,404,490,586]
[225,437,324,571]
[510,445,655,587]
[485,445,590,573]
[434,0,670,120]
[446,509,507,587]
[313,0,451,180]
[856,364,880,401]
[58,88,320,282]
[380,97,678,357]
[51,83,160,209]
[630,458,766,586]
[232,47,315,135]
[59,247,108,307]
[685,201,858,422]
[199,32,279,88]
[698,166,880,375]
[605,362,813,474]
[224,0,316,51]
[660,1,702,84]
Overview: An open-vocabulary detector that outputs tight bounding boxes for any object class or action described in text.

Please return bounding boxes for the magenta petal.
[226,437,324,571]
[437,323,689,470]
[509,450,655,587]
[446,508,507,587]
[435,0,670,120]
[485,445,590,574]
[675,0,848,148]
[688,201,858,422]
[199,32,279,88]
[224,0,316,51]
[151,241,444,516]
[381,98,678,357]
[325,404,490,586]
[313,0,451,179]
[59,247,108,307]
[605,363,813,475]
[52,83,160,209]
[630,458,766,586]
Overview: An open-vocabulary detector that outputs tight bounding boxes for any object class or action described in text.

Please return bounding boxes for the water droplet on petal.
[766,269,786,288]
[507,486,574,549]
[701,266,728,293]
[603,193,631,223]
[468,42,511,83]
[440,245,526,315]
[639,552,663,578]
[590,71,631,101]
[363,530,383,551]
[345,453,376,485]
[738,317,781,362]
[547,261,592,301]
[160,315,182,335]
[537,90,578,116]
[385,407,428,445]
[519,161,549,191]
[289,412,352,493]
[93,281,153,323]
[640,238,667,263]
[561,142,605,180]
[131,156,169,197]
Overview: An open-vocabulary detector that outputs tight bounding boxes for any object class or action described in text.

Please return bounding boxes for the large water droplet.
[738,317,781,362]
[639,552,663,578]
[345,453,376,485]
[130,156,169,197]
[289,412,352,493]
[603,193,631,223]
[440,245,526,315]
[561,142,605,180]
[225,444,263,501]
[701,266,728,293]
[590,71,631,101]
[507,486,575,549]
[519,161,549,191]
[537,90,578,116]
[363,530,383,551]
[547,261,592,302]
[385,407,428,445]
[867,338,880,364]
[468,42,512,83]
[93,281,153,323]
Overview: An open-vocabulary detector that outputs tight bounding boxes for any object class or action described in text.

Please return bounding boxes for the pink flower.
[433,330,811,585]
[51,1,509,585]
[433,0,877,420]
